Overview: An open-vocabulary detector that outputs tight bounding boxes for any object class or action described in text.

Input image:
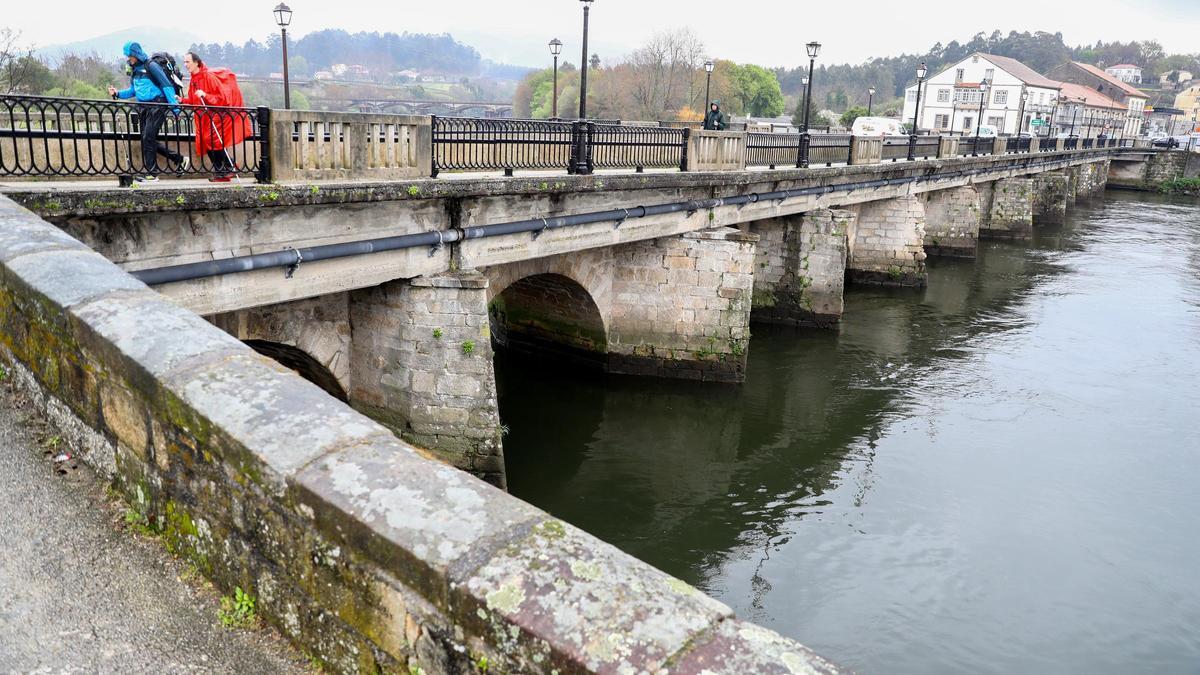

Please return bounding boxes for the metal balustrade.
[0,94,262,180]
[0,95,1145,183]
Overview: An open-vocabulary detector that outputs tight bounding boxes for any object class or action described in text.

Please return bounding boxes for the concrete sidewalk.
[0,376,310,674]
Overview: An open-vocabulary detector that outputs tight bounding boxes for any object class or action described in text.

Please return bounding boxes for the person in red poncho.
[181,52,251,182]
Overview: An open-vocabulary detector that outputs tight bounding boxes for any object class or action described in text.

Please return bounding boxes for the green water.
[495,191,1200,674]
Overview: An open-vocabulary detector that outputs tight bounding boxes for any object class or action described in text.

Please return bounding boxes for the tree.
[625,28,705,120]
[731,64,784,117]
[840,105,869,127]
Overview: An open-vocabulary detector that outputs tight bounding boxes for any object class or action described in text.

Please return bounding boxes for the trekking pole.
[198,92,240,182]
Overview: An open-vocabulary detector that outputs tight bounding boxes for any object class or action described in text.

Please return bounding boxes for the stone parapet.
[0,194,842,674]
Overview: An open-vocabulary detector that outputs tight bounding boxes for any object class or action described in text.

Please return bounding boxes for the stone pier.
[349,272,505,487]
[1032,174,1070,224]
[922,186,981,258]
[746,209,850,327]
[983,177,1034,239]
[846,195,928,287]
[607,227,757,382]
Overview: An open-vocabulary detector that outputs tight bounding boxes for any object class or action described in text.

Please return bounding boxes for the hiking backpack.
[149,52,185,98]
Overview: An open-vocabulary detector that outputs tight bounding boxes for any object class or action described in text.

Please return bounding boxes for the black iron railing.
[589,123,687,172]
[0,94,262,180]
[431,116,574,177]
[807,133,853,167]
[0,95,1144,183]
[746,132,802,168]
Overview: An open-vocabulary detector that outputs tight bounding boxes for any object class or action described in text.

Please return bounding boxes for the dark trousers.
[206,149,233,176]
[138,105,183,174]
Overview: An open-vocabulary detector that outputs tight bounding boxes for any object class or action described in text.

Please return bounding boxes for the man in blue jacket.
[107,42,189,182]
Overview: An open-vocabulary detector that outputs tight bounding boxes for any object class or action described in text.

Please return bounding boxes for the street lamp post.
[867,86,875,115]
[801,41,820,133]
[273,3,292,109]
[974,79,989,155]
[796,41,820,168]
[1069,100,1079,137]
[578,0,594,120]
[549,38,562,119]
[908,62,927,160]
[704,60,715,110]
[1016,90,1028,137]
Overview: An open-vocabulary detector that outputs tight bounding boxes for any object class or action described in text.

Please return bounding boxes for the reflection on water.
[496,191,1200,674]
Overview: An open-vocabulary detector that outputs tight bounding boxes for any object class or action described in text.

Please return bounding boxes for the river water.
[494,190,1200,674]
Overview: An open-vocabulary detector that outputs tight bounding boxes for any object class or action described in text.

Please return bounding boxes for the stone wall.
[608,228,757,382]
[845,195,928,286]
[746,210,850,327]
[348,273,504,487]
[984,177,1034,239]
[0,195,842,674]
[922,186,981,258]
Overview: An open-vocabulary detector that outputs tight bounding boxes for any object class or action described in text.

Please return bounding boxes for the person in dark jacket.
[107,41,189,182]
[703,100,727,131]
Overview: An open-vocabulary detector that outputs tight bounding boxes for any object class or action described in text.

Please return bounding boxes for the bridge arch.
[483,251,613,368]
[244,340,349,402]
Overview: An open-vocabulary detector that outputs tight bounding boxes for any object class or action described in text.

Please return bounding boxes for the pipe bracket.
[284,247,303,279]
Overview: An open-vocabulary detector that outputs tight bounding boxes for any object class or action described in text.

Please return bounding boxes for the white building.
[903,53,1061,135]
[1104,64,1142,84]
[1160,70,1193,87]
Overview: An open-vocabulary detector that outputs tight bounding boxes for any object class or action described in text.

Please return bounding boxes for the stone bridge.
[4,147,1159,488]
[0,143,1186,674]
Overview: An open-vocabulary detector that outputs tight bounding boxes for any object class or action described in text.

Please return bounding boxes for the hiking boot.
[175,156,191,175]
[208,174,234,183]
[134,175,160,183]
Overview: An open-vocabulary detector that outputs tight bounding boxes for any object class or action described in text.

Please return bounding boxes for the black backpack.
[149,52,185,98]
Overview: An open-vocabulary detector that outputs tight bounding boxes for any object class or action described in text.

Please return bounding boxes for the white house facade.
[903,53,1061,136]
[1104,64,1142,84]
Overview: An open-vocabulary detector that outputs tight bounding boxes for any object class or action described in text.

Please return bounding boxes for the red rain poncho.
[182,66,252,154]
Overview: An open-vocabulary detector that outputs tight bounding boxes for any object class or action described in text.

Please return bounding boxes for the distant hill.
[38,26,201,61]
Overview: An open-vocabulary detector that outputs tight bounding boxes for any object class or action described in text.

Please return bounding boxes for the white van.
[851,116,907,136]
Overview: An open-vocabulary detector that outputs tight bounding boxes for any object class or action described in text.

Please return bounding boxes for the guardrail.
[0,94,263,181]
[0,95,1142,183]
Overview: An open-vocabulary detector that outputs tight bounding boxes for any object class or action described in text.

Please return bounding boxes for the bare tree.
[0,28,39,94]
[625,28,705,120]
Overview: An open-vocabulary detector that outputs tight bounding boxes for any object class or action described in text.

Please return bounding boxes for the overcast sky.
[6,0,1198,69]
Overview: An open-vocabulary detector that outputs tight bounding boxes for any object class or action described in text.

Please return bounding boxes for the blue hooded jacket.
[115,41,179,106]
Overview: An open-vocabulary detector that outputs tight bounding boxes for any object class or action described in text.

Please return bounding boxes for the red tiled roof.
[1053,81,1125,110]
[977,53,1062,89]
[1074,62,1146,98]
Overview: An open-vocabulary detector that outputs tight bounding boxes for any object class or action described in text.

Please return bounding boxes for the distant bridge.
[312,98,514,117]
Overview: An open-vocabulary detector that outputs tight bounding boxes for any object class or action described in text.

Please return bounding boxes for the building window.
[994,90,1008,105]
[934,114,949,128]
[907,90,917,102]
[937,89,950,102]
[956,68,965,80]
[985,68,995,81]
[987,116,1004,127]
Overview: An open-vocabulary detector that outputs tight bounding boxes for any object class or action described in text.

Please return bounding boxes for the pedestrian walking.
[703,100,727,131]
[108,42,189,183]
[180,52,252,182]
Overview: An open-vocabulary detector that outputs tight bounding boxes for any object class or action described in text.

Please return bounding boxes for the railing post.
[255,106,272,184]
[568,121,593,176]
[429,114,439,178]
[907,133,917,161]
[680,127,690,172]
[796,132,810,168]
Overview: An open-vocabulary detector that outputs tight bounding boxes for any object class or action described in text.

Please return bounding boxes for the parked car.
[851,117,907,136]
[971,124,999,138]
[1152,136,1180,148]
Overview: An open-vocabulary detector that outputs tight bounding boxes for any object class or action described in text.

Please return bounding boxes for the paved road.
[0,381,310,674]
